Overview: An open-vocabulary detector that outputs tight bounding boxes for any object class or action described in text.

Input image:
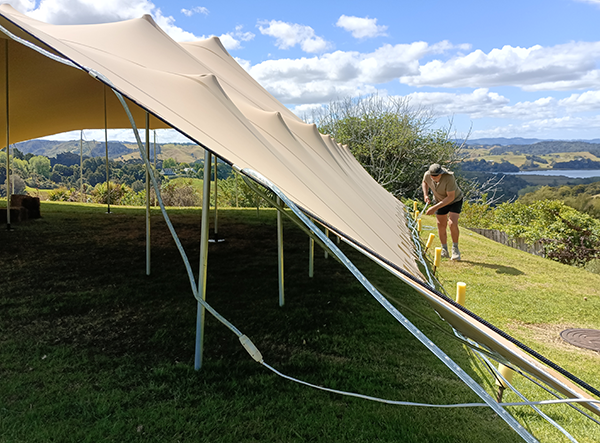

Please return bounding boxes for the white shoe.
[441,247,449,258]
[451,246,461,261]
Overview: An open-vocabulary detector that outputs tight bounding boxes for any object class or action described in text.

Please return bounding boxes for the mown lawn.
[0,202,598,442]
[419,214,600,442]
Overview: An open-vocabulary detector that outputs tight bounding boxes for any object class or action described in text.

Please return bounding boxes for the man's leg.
[448,212,461,260]
[448,212,460,244]
[436,213,449,257]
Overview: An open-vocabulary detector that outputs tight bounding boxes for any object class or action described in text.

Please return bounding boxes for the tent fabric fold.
[1,4,598,416]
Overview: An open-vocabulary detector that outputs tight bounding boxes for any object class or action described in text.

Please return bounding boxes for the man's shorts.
[435,199,463,215]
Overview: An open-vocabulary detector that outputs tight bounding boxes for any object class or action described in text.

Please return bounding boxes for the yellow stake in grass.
[417,219,422,233]
[495,364,514,402]
[433,247,442,275]
[456,282,466,306]
[425,233,435,252]
[413,200,418,212]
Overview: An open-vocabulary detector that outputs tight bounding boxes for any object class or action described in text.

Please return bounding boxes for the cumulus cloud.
[258,20,330,53]
[181,6,208,17]
[10,0,203,41]
[247,41,466,103]
[336,15,387,39]
[399,42,600,90]
[217,26,255,51]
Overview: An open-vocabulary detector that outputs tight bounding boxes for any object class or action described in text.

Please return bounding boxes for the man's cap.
[429,163,444,176]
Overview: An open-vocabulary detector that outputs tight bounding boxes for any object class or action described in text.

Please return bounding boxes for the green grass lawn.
[0,203,598,442]
[418,215,600,442]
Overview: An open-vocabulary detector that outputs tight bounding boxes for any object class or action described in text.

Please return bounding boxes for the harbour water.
[504,170,600,179]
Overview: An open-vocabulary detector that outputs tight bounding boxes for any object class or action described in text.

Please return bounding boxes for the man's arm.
[426,190,455,215]
[422,180,431,204]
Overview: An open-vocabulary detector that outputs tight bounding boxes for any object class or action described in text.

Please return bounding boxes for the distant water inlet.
[504,169,600,179]
[468,228,545,258]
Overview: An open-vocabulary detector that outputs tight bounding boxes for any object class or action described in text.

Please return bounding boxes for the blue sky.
[8,0,600,141]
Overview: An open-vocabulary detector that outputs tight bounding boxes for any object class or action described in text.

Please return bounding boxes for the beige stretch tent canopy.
[0,4,598,422]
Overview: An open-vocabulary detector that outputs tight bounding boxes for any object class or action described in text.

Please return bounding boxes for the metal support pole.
[213,155,218,237]
[324,227,329,259]
[145,112,151,276]
[79,131,83,202]
[153,130,157,169]
[277,196,284,306]
[309,236,314,278]
[5,40,10,230]
[195,150,212,370]
[103,86,111,213]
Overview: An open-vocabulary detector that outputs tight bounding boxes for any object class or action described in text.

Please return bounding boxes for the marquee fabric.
[0,4,597,417]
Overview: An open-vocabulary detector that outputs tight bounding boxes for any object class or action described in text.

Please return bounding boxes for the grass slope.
[0,203,597,442]
[419,215,600,442]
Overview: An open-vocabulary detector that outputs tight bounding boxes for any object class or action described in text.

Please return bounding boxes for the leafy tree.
[464,199,600,267]
[312,94,466,198]
[162,157,177,169]
[28,155,51,179]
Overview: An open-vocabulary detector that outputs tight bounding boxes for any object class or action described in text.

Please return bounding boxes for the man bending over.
[422,163,463,260]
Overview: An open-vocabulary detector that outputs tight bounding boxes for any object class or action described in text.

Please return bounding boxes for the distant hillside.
[14,139,203,163]
[15,139,134,159]
[466,137,600,146]
[466,137,547,146]
[488,141,600,156]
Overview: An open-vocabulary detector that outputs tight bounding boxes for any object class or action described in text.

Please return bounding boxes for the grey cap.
[429,163,444,176]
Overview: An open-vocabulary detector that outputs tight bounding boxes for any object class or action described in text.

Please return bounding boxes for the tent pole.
[309,237,314,278]
[79,130,84,202]
[277,196,284,306]
[213,155,218,238]
[103,86,111,213]
[324,227,329,259]
[5,39,11,230]
[145,112,151,276]
[195,149,212,370]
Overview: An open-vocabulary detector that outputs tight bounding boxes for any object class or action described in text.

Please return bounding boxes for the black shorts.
[435,199,463,215]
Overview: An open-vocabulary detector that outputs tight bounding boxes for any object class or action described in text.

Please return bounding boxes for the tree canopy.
[312,94,464,198]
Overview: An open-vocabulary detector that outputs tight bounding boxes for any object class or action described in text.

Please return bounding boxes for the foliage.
[162,157,177,168]
[1,174,27,196]
[460,159,519,172]
[463,199,600,267]
[90,181,136,205]
[47,186,87,202]
[157,179,200,207]
[28,155,51,178]
[459,197,495,228]
[519,182,600,219]
[312,94,465,198]
[217,173,269,208]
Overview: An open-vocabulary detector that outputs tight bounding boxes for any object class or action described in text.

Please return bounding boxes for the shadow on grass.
[461,260,525,276]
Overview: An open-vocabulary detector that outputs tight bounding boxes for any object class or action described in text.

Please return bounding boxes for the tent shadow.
[460,260,525,276]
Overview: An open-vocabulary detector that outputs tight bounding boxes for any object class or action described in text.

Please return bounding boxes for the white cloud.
[12,0,203,41]
[217,25,255,51]
[399,42,600,90]
[574,0,600,5]
[248,41,466,103]
[558,90,600,112]
[181,6,208,17]
[258,20,330,53]
[336,15,387,39]
[471,115,600,139]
